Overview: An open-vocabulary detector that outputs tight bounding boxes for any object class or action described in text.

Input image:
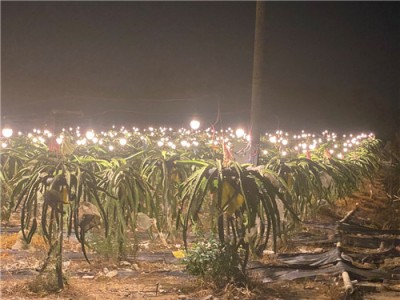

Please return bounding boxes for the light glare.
[190,119,200,130]
[119,138,127,146]
[2,128,13,138]
[86,130,95,140]
[235,128,245,138]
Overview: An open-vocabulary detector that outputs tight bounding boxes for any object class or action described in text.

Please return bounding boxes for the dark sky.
[1,1,399,136]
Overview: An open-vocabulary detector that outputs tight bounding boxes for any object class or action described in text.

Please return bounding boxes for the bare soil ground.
[1,177,399,299]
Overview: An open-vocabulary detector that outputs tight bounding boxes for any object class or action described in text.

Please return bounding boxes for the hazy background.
[1,1,399,137]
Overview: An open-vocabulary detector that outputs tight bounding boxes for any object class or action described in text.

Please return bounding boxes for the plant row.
[0,129,382,271]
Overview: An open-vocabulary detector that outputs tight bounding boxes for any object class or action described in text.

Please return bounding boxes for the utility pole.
[249,1,266,165]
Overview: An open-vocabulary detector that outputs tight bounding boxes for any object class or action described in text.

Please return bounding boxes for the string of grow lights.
[1,125,375,160]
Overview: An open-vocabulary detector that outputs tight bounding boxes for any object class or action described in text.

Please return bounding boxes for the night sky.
[1,1,399,137]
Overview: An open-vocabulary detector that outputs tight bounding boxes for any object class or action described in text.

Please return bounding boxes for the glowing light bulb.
[86,130,95,140]
[2,128,13,138]
[282,139,288,145]
[235,128,245,138]
[269,136,277,143]
[190,119,200,130]
[119,138,127,146]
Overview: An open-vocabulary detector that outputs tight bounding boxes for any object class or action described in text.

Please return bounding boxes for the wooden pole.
[56,198,64,290]
[249,1,267,165]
